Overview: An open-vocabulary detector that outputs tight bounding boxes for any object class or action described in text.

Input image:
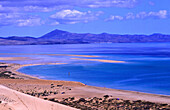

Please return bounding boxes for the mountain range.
[1,29,170,45]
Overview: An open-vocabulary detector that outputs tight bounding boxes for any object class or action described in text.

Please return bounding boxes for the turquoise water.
[0,43,170,95]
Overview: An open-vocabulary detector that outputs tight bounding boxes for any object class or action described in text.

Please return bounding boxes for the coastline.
[5,63,170,103]
[16,62,168,96]
[0,62,170,109]
[9,62,86,85]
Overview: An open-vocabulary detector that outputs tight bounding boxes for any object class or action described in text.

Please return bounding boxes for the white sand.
[0,85,77,110]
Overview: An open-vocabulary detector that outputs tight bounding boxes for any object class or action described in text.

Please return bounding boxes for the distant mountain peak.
[151,33,163,36]
[51,29,69,33]
[1,28,170,45]
[40,29,70,39]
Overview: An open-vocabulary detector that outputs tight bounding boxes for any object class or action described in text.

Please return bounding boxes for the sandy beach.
[0,61,170,109]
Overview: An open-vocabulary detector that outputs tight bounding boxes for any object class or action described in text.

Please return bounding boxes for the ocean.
[0,43,170,95]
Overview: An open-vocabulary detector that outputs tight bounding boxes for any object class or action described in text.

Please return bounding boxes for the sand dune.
[0,85,77,110]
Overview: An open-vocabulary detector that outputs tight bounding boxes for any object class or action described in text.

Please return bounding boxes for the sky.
[0,0,170,37]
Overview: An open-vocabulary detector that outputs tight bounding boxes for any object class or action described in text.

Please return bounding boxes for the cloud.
[136,10,167,19]
[0,13,43,26]
[0,0,138,13]
[50,9,103,24]
[148,10,167,19]
[16,18,42,27]
[105,15,124,21]
[0,4,59,13]
[0,5,19,13]
[105,10,168,21]
[51,21,60,25]
[126,12,135,19]
[87,0,138,8]
[23,6,56,12]
[0,0,138,27]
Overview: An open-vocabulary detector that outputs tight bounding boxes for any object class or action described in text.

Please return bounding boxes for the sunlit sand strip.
[0,53,99,58]
[71,58,126,63]
[67,55,98,57]
[48,54,99,57]
[22,62,67,67]
[0,57,32,61]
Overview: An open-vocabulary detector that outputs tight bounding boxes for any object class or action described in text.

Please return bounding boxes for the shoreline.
[9,62,86,85]
[0,62,170,109]
[5,63,170,103]
[16,63,169,96]
[13,62,170,95]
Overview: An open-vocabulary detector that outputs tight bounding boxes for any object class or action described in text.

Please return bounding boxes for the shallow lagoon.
[0,43,170,95]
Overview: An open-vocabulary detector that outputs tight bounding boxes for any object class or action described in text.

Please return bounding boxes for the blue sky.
[0,0,170,37]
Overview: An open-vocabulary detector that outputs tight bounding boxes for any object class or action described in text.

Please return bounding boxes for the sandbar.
[0,53,99,58]
[71,58,126,63]
[0,57,32,61]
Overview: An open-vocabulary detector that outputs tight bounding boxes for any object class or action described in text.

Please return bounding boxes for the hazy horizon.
[0,29,169,38]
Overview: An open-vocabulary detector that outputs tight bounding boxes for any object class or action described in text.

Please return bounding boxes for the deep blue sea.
[0,43,170,95]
